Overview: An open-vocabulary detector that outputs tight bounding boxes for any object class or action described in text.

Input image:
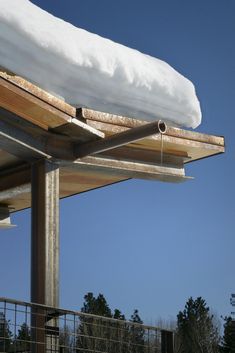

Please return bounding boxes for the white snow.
[0,0,201,128]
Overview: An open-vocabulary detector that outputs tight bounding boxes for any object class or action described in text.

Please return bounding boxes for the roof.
[0,71,224,213]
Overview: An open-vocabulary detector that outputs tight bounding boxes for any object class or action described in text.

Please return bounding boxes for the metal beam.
[0,153,189,207]
[60,156,191,183]
[98,145,191,165]
[0,111,49,161]
[0,164,30,192]
[75,120,166,158]
[0,205,16,228]
[0,184,30,202]
[0,107,74,161]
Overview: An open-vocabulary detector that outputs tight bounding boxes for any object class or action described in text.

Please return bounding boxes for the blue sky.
[1,0,235,325]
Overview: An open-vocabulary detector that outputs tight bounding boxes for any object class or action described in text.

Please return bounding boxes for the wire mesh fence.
[0,298,174,353]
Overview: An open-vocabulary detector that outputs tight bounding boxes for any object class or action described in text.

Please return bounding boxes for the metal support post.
[75,120,167,158]
[161,330,174,353]
[31,159,60,353]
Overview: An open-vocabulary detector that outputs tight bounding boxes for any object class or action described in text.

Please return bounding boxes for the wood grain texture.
[0,77,72,129]
[0,70,76,117]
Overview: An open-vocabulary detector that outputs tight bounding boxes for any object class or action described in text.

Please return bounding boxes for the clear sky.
[0,0,235,326]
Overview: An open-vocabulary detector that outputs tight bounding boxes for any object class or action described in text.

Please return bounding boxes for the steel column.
[31,159,59,307]
[31,159,60,353]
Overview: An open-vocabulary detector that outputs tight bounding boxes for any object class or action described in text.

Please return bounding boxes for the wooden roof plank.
[0,70,76,117]
[0,74,104,143]
[78,108,224,147]
[0,76,71,129]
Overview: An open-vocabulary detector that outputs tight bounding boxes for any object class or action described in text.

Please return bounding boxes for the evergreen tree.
[220,317,235,353]
[15,323,31,352]
[0,313,12,352]
[176,297,220,353]
[17,322,30,341]
[129,309,145,353]
[111,309,126,353]
[113,309,125,321]
[81,292,112,317]
[77,292,113,352]
[77,292,144,353]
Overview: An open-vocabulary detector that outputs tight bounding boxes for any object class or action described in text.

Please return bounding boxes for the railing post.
[31,159,60,353]
[161,330,174,353]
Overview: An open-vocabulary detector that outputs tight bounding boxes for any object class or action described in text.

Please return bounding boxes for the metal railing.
[0,298,174,353]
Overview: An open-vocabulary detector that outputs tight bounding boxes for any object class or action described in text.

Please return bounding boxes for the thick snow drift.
[0,0,201,128]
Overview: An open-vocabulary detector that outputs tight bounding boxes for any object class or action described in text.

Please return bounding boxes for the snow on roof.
[0,0,201,128]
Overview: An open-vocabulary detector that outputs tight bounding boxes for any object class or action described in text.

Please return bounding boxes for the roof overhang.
[0,70,225,212]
